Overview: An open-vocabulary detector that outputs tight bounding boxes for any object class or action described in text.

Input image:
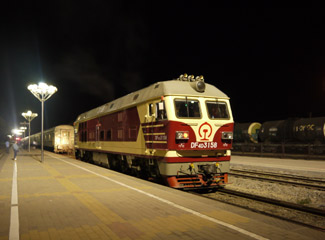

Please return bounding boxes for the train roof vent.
[133,94,139,101]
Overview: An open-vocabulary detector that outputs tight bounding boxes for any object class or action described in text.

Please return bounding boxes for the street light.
[28,82,57,162]
[22,110,38,152]
[11,128,23,142]
[12,129,23,136]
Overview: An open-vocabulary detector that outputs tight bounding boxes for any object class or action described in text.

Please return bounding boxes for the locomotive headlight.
[196,81,205,92]
[190,80,206,92]
[176,131,189,140]
[221,132,233,140]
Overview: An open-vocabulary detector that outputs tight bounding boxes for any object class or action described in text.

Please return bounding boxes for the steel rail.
[193,188,325,231]
[218,188,325,217]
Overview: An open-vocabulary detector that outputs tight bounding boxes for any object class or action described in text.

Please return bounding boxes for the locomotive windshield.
[206,101,229,119]
[175,99,201,118]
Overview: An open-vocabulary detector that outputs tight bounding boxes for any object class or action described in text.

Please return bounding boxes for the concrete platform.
[231,155,325,178]
[0,149,324,240]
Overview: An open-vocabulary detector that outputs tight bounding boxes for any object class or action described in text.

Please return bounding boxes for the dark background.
[1,2,325,138]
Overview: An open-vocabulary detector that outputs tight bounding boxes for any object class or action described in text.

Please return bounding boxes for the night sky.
[1,2,325,137]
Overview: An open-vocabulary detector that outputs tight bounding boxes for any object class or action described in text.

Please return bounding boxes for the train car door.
[145,103,155,153]
[62,129,70,145]
[145,101,167,153]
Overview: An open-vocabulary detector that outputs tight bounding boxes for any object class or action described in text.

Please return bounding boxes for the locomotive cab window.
[175,99,201,118]
[206,101,229,119]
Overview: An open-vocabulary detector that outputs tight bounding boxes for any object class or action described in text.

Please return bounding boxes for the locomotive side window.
[107,129,112,141]
[175,99,201,118]
[148,103,154,116]
[100,131,105,141]
[156,101,167,120]
[79,122,88,142]
[85,131,88,142]
[206,101,229,119]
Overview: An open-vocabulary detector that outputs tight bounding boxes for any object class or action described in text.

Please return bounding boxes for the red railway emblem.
[198,122,212,141]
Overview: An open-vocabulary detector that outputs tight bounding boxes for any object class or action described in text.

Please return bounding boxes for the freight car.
[233,122,261,143]
[293,117,325,144]
[23,125,74,153]
[74,74,234,190]
[233,117,325,157]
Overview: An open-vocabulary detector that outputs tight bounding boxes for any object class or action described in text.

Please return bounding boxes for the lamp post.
[22,111,38,152]
[20,126,27,138]
[28,82,57,162]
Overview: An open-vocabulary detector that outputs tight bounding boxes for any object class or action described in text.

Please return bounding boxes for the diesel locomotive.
[74,74,234,189]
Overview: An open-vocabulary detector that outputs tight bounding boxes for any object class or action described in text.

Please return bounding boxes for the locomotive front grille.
[177,177,202,187]
[174,175,225,188]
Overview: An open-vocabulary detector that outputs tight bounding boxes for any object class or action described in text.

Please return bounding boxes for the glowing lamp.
[28,82,57,162]
[176,131,189,140]
[28,82,57,101]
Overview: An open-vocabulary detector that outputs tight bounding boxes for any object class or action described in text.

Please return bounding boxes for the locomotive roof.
[75,80,229,122]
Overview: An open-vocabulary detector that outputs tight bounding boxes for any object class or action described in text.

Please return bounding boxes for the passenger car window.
[175,99,201,118]
[206,101,229,119]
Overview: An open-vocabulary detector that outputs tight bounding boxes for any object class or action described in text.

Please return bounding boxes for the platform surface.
[231,155,325,178]
[0,149,324,240]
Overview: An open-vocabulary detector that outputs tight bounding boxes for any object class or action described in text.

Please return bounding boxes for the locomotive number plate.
[191,142,218,149]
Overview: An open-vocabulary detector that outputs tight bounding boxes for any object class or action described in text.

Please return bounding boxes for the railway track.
[194,188,325,231]
[219,188,325,216]
[229,168,325,191]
